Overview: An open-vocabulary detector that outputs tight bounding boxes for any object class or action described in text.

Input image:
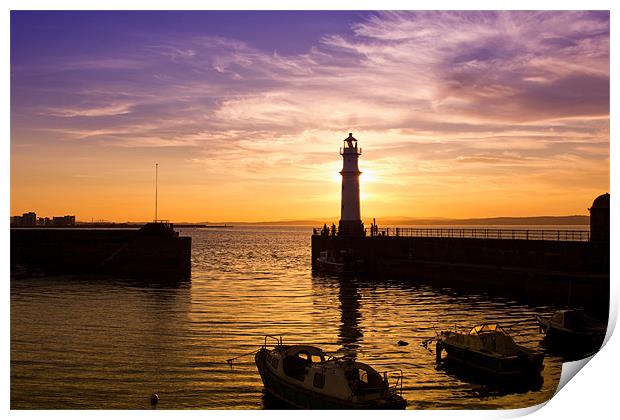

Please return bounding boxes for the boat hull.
[255,349,405,409]
[315,258,346,273]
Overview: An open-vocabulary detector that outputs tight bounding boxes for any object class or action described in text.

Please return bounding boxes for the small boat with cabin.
[537,309,606,352]
[254,336,406,409]
[435,323,544,380]
[315,249,363,274]
[137,220,179,238]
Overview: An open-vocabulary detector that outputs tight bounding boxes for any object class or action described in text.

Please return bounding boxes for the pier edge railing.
[312,227,590,242]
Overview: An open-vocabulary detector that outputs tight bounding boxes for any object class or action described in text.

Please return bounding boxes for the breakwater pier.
[11,222,191,279]
[311,226,608,316]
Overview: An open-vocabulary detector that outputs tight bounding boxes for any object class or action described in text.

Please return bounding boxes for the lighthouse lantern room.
[338,133,364,236]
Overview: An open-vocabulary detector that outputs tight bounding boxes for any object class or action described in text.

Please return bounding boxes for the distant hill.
[199,215,589,226]
[74,215,589,226]
[197,219,329,226]
[377,215,589,226]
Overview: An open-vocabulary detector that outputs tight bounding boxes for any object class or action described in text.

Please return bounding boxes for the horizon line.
[65,214,590,225]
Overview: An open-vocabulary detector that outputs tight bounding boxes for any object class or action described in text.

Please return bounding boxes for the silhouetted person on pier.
[323,224,328,236]
[370,219,377,236]
[331,223,336,237]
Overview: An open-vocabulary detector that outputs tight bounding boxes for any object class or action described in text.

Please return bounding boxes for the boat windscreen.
[551,312,564,324]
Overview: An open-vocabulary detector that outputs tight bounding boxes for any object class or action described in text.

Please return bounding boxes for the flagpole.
[155,163,158,222]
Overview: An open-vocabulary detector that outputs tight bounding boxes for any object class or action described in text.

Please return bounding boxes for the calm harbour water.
[11,226,583,409]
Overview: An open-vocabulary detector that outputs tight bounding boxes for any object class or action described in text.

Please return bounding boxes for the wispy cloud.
[43,103,135,117]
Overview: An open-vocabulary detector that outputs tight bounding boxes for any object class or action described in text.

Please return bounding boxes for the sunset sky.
[10,11,609,222]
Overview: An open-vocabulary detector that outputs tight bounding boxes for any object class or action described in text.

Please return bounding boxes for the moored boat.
[537,309,606,352]
[315,250,363,274]
[254,336,406,409]
[436,324,544,380]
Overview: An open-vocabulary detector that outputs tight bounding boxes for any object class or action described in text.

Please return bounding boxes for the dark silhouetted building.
[11,212,37,226]
[52,215,76,226]
[589,193,609,242]
[11,212,75,227]
[22,212,37,226]
[38,217,52,226]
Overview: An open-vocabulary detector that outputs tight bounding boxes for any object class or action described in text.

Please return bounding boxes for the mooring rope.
[226,349,259,367]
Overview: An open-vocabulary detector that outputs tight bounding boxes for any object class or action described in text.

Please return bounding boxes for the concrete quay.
[11,223,191,280]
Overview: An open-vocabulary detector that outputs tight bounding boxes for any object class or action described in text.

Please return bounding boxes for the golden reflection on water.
[11,227,562,409]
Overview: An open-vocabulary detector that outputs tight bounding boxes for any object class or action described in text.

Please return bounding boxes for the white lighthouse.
[338,133,364,236]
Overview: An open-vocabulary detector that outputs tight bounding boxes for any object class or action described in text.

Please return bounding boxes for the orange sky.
[11,11,610,222]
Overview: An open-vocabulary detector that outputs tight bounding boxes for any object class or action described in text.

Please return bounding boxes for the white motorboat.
[255,336,406,409]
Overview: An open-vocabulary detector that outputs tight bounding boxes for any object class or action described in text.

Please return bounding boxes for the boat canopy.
[446,324,523,356]
[469,324,507,335]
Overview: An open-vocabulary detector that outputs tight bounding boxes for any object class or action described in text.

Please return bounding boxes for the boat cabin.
[281,345,326,381]
[548,309,606,332]
[138,221,178,238]
[446,324,524,356]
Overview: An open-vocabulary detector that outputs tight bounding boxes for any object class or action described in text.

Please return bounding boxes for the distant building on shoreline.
[11,212,37,226]
[52,215,76,226]
[11,212,75,227]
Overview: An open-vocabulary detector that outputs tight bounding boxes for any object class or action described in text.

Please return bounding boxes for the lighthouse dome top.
[341,132,361,155]
[344,132,358,146]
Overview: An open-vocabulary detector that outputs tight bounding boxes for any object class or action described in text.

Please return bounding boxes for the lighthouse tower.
[338,133,364,236]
